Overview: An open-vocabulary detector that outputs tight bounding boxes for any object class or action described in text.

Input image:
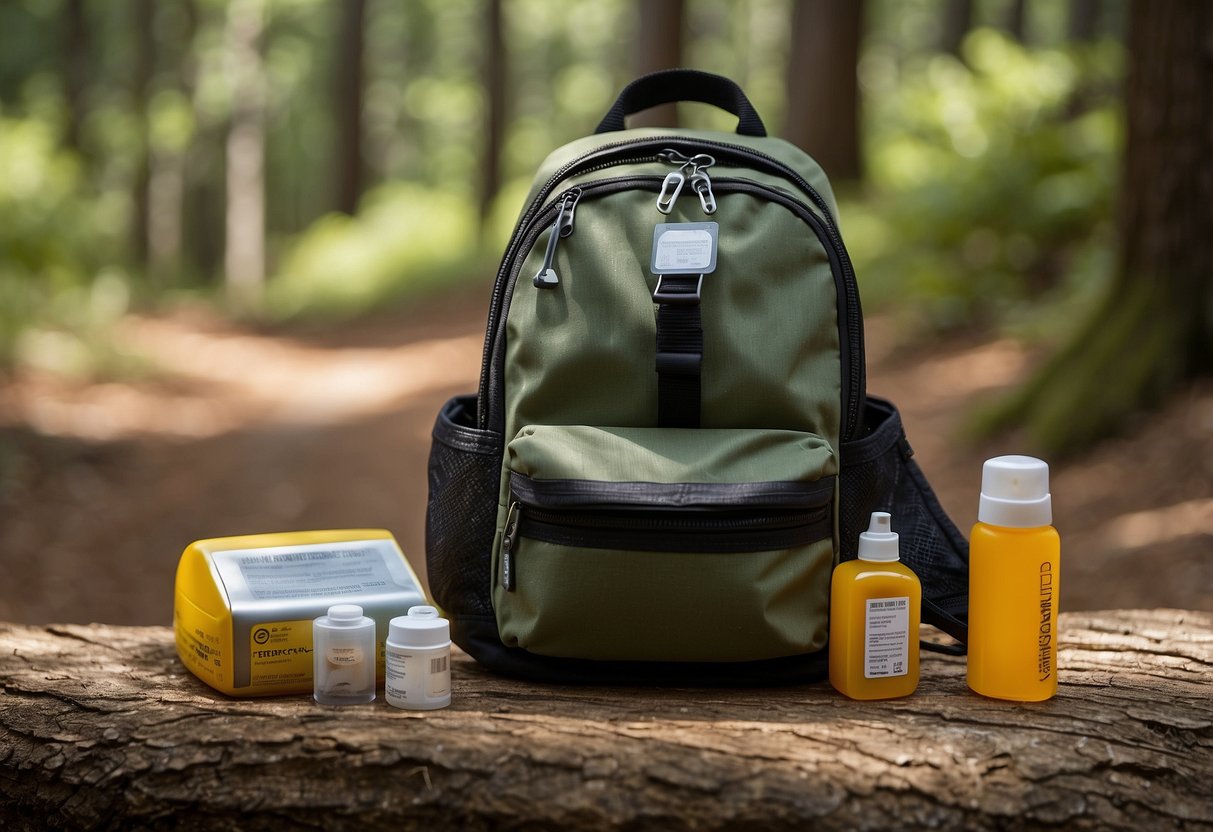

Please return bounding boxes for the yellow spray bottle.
[967,455,1061,701]
[829,512,921,700]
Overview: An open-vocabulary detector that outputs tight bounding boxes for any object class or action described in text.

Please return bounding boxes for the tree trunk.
[784,0,864,182]
[131,0,156,271]
[147,0,199,288]
[334,0,366,215]
[1,610,1209,830]
[631,0,684,128]
[1067,0,1103,41]
[939,0,973,57]
[224,0,267,305]
[480,0,506,224]
[979,0,1213,454]
[61,0,89,153]
[1003,0,1028,42]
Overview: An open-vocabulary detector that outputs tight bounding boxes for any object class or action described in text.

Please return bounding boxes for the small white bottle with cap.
[313,604,376,705]
[829,512,922,700]
[385,606,451,710]
[968,455,1061,701]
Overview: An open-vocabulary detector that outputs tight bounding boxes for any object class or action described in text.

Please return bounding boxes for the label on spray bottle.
[864,597,910,678]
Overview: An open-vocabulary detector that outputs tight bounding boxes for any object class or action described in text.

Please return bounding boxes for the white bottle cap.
[316,604,373,629]
[388,605,450,649]
[978,455,1053,527]
[858,512,899,562]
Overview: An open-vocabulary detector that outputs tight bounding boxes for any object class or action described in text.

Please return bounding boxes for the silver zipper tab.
[501,501,521,591]
[656,171,685,214]
[533,190,580,288]
[690,170,716,214]
[656,149,717,215]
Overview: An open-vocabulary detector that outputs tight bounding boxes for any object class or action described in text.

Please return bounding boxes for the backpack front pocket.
[494,425,837,662]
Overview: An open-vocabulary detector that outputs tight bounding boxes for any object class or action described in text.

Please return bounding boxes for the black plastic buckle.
[655,351,702,376]
[652,274,703,305]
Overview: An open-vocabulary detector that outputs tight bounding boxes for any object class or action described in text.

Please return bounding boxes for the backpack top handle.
[594,68,768,137]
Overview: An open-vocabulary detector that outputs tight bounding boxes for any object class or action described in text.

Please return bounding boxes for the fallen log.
[1,609,1210,831]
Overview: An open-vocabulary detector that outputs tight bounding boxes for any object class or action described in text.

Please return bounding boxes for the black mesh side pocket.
[425,394,502,618]
[839,396,970,642]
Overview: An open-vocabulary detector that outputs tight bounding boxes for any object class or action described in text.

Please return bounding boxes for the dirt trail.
[1,285,1209,625]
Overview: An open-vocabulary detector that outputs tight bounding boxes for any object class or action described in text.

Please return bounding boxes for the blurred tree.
[1068,0,1103,40]
[983,0,1212,454]
[334,0,366,215]
[148,0,199,286]
[224,0,267,303]
[784,0,864,182]
[132,0,156,269]
[61,0,89,153]
[1003,0,1028,42]
[940,0,973,57]
[481,0,505,223]
[632,0,684,127]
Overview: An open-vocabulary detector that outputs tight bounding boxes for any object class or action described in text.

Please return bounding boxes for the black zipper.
[477,136,866,440]
[482,174,861,445]
[508,499,831,564]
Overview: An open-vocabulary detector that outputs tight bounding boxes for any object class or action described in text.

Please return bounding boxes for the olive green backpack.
[425,70,970,683]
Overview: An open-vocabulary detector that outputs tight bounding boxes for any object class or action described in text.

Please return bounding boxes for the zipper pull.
[690,170,716,214]
[501,501,521,591]
[656,171,685,214]
[656,149,717,215]
[657,149,691,213]
[533,190,581,289]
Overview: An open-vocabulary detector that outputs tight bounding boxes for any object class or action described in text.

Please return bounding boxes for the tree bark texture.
[1,610,1209,831]
[981,0,1213,454]
[631,0,685,129]
[784,0,864,182]
[333,0,366,216]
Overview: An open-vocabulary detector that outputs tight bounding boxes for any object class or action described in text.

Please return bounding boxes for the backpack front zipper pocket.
[494,424,838,663]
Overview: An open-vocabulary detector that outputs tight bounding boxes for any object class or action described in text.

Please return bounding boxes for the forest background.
[1,0,1209,626]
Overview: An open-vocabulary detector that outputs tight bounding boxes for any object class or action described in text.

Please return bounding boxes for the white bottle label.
[327,646,363,666]
[865,596,909,679]
[386,649,451,708]
[428,654,450,698]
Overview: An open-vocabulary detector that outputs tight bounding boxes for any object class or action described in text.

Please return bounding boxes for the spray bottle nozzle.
[858,511,900,562]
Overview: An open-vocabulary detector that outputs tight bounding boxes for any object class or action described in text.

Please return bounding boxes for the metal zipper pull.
[656,171,685,214]
[533,190,580,288]
[656,149,717,215]
[501,501,521,591]
[657,149,692,213]
[690,170,716,214]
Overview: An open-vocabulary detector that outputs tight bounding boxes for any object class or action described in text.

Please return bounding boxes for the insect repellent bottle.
[968,455,1061,701]
[313,604,376,705]
[829,512,921,700]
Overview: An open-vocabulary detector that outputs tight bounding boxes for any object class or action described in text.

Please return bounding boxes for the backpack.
[425,69,970,684]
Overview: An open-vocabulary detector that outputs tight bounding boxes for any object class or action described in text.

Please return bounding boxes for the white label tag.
[214,539,419,603]
[864,596,910,678]
[651,222,718,274]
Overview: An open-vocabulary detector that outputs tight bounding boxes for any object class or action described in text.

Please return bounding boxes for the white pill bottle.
[385,606,451,710]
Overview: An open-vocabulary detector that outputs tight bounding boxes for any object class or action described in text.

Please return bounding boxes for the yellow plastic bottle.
[968,456,1061,702]
[829,512,921,700]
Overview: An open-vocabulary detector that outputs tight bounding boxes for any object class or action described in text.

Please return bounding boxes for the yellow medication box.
[174,529,426,697]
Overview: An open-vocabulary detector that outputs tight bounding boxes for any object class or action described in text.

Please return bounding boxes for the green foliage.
[0,114,136,377]
[843,30,1123,333]
[264,183,488,320]
[0,0,1131,375]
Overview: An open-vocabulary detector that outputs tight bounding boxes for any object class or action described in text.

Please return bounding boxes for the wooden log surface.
[1,609,1210,831]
